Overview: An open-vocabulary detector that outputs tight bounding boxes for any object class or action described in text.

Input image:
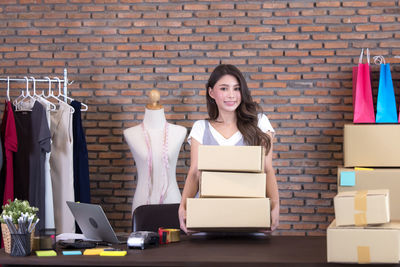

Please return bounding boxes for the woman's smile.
[224,101,237,106]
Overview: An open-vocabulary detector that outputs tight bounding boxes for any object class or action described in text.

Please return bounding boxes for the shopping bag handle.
[373,55,385,65]
[359,48,370,65]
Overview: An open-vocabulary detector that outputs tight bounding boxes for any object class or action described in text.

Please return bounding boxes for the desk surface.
[0,235,356,266]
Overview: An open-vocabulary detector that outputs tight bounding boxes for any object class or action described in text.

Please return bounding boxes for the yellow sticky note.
[355,167,374,171]
[83,248,105,255]
[100,250,127,256]
[36,250,57,257]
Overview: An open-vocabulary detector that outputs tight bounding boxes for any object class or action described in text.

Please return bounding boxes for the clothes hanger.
[54,77,75,114]
[12,77,28,107]
[54,77,88,112]
[44,76,62,103]
[30,76,56,111]
[6,77,10,102]
[14,77,36,111]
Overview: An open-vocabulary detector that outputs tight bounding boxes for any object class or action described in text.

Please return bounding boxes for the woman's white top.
[188,113,275,145]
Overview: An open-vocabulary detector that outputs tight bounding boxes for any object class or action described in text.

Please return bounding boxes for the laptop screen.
[66,201,120,244]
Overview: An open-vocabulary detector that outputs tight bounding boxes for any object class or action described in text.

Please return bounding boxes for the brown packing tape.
[354,212,367,226]
[158,228,180,244]
[354,190,368,226]
[354,190,368,211]
[357,246,371,264]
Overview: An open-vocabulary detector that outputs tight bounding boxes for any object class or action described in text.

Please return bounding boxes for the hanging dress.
[1,101,18,205]
[71,100,91,204]
[14,101,51,232]
[37,98,55,229]
[50,102,75,234]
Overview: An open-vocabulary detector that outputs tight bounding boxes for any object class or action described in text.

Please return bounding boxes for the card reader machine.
[127,231,159,250]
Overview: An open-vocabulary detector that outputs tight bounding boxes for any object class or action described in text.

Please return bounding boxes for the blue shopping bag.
[376,60,397,123]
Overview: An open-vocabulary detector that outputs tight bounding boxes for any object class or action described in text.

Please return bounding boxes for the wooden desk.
[0,235,386,266]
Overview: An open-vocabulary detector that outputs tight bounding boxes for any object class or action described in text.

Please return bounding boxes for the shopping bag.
[353,48,375,123]
[352,66,357,110]
[375,56,397,123]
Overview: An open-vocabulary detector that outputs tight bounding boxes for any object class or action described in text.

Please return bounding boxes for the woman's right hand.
[178,139,201,235]
[178,205,188,234]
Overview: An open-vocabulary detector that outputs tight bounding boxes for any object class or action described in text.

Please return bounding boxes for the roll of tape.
[158,228,180,244]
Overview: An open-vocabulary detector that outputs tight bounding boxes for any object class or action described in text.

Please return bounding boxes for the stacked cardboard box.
[186,145,270,231]
[328,124,400,264]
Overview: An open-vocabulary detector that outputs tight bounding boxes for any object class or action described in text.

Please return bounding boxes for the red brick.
[291,207,315,214]
[275,26,299,33]
[340,33,365,40]
[280,215,300,222]
[281,199,304,206]
[280,137,305,143]
[183,4,208,10]
[220,11,246,18]
[194,11,219,18]
[316,1,340,7]
[371,15,396,23]
[168,12,192,19]
[293,224,317,230]
[99,152,122,159]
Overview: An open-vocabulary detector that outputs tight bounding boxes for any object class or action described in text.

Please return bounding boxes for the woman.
[179,64,279,233]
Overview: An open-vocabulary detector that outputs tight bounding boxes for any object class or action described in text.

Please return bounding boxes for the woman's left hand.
[259,201,280,234]
[270,202,280,231]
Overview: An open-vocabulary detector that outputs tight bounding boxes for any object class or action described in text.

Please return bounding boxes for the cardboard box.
[200,171,266,198]
[338,167,400,220]
[327,219,400,264]
[186,198,270,230]
[334,189,390,226]
[344,124,400,167]
[198,145,265,172]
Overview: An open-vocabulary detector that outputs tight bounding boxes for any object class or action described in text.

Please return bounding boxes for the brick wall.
[0,0,400,235]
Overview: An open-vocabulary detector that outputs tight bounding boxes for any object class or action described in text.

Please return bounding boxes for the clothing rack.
[0,68,70,100]
[0,68,87,111]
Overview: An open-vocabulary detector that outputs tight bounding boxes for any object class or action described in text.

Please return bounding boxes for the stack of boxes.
[328,124,400,264]
[186,145,270,231]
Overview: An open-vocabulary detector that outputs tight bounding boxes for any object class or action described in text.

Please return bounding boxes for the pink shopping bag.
[353,48,375,123]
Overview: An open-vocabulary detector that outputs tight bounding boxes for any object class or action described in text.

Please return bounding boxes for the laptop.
[66,201,127,244]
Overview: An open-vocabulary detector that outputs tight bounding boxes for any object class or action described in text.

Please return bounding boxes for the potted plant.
[1,199,38,254]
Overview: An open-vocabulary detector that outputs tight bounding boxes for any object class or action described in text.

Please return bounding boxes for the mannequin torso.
[124,108,187,213]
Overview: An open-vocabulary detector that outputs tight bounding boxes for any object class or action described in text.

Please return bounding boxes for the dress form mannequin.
[124,90,187,213]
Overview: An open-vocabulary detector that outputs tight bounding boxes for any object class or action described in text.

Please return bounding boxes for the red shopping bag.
[353,48,375,123]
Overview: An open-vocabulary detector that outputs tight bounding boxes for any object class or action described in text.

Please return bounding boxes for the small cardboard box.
[198,145,265,172]
[338,167,400,220]
[334,189,390,226]
[186,198,270,230]
[327,220,400,264]
[200,171,266,198]
[344,124,400,167]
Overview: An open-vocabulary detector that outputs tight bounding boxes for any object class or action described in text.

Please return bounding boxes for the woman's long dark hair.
[206,64,271,154]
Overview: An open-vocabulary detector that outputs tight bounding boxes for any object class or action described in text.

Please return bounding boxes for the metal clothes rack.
[0,68,70,98]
